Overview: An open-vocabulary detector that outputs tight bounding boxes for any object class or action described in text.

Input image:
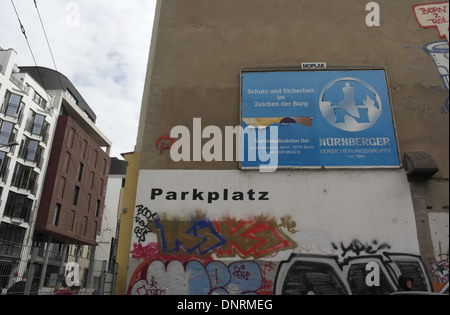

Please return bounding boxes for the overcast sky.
[1,0,157,158]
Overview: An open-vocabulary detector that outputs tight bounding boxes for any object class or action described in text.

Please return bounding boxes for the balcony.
[9,75,29,95]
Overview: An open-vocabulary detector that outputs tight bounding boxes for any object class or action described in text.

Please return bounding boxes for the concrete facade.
[118,0,448,295]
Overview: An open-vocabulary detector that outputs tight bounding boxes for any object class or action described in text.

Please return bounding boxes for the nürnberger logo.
[319,78,383,132]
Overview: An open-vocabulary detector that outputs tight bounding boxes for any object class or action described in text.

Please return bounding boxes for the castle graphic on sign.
[320,78,383,132]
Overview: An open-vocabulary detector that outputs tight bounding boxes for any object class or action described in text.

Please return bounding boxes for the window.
[77,163,84,182]
[68,128,75,148]
[11,163,38,193]
[87,193,92,213]
[83,216,88,236]
[4,191,33,222]
[70,210,76,231]
[26,111,47,136]
[0,151,10,182]
[0,222,26,257]
[90,171,95,190]
[0,120,14,145]
[73,186,80,206]
[32,91,47,109]
[53,204,61,226]
[19,137,44,165]
[58,177,66,199]
[64,152,71,173]
[95,200,101,217]
[1,91,23,118]
[102,158,107,175]
[65,89,78,105]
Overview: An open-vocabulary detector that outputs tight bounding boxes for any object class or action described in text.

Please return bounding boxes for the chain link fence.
[0,241,117,295]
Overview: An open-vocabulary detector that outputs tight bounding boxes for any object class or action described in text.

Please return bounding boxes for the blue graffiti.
[154,216,227,256]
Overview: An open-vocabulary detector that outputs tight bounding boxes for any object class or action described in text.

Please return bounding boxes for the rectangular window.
[64,152,71,173]
[0,222,26,257]
[19,137,40,163]
[68,128,76,148]
[2,91,23,118]
[70,210,76,231]
[83,216,88,236]
[73,186,80,206]
[0,151,10,182]
[32,91,47,109]
[58,177,66,199]
[11,163,37,192]
[0,120,14,145]
[93,150,98,168]
[91,171,95,190]
[77,163,84,182]
[95,200,100,217]
[102,158,107,175]
[65,89,78,105]
[32,114,45,135]
[4,191,33,221]
[82,140,88,158]
[26,140,38,161]
[87,193,92,213]
[53,204,61,226]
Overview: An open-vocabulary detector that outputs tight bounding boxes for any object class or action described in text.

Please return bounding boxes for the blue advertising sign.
[241,69,400,168]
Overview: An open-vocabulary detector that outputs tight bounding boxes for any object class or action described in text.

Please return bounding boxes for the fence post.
[98,260,107,295]
[24,247,38,295]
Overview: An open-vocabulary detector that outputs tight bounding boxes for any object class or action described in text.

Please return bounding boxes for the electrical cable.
[9,0,115,252]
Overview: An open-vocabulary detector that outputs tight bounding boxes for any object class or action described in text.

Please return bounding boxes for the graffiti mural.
[127,241,434,295]
[413,2,449,113]
[430,258,449,284]
[274,252,433,295]
[127,205,435,295]
[128,242,277,295]
[413,2,449,43]
[133,207,298,258]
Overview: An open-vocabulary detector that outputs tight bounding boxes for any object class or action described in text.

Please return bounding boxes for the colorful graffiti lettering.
[129,209,437,295]
[129,260,265,295]
[127,247,435,295]
[148,214,297,259]
[214,217,297,258]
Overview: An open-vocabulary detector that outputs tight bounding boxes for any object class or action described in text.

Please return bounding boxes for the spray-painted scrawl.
[413,2,449,113]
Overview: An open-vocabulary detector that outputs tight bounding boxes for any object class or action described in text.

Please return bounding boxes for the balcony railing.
[9,75,29,95]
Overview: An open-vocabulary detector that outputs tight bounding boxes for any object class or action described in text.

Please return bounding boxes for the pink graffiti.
[131,242,214,264]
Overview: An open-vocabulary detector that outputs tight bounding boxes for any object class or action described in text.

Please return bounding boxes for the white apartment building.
[0,47,58,288]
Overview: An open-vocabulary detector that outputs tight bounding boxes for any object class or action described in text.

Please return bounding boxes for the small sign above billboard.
[301,62,327,69]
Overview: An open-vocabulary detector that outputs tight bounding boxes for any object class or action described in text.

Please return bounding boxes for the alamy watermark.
[170,118,279,172]
[365,262,381,287]
[65,262,80,286]
[65,2,80,27]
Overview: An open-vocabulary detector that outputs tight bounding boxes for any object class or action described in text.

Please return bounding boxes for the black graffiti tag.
[332,239,391,257]
[134,205,159,243]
